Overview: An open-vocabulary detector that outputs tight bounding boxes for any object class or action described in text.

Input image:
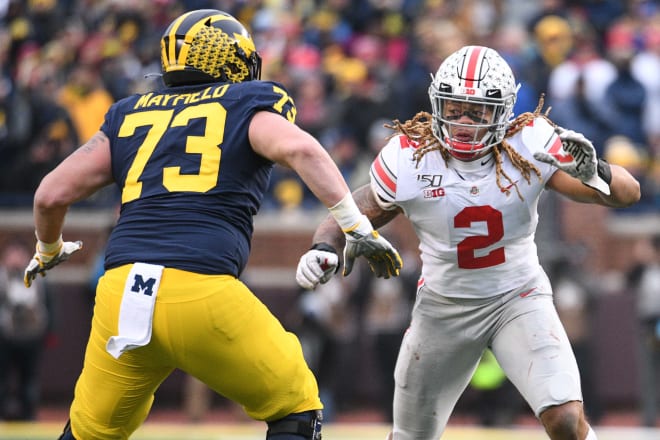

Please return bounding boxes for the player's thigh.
[393,289,485,437]
[492,292,582,416]
[70,267,173,440]
[177,276,321,421]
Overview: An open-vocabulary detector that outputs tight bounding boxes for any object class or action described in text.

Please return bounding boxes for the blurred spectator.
[295,273,357,422]
[0,238,53,421]
[627,235,660,427]
[57,63,114,143]
[0,42,33,185]
[547,21,617,109]
[549,251,604,424]
[574,0,626,48]
[394,17,466,120]
[548,73,614,157]
[521,13,574,102]
[631,13,660,152]
[334,45,398,152]
[2,60,78,196]
[526,0,569,35]
[290,70,340,140]
[601,17,648,147]
[603,135,655,211]
[490,23,538,114]
[363,224,419,423]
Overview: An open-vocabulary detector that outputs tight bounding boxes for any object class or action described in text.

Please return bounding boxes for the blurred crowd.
[0,0,659,211]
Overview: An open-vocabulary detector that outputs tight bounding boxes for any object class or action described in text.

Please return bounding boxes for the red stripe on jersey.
[373,155,396,193]
[464,46,484,88]
[398,135,418,150]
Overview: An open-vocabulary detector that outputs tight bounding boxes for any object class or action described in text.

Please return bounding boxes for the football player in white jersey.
[296,45,640,440]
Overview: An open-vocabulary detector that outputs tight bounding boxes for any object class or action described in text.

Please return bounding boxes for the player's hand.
[296,243,340,290]
[533,126,610,195]
[24,239,83,287]
[343,215,402,278]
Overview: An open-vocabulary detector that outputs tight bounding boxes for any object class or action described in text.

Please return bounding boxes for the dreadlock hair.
[385,95,552,200]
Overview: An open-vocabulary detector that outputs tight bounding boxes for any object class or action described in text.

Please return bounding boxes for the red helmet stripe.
[463,46,485,88]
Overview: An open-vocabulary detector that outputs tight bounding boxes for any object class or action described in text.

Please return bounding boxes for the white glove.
[296,243,340,290]
[533,126,610,195]
[24,238,83,287]
[343,215,403,278]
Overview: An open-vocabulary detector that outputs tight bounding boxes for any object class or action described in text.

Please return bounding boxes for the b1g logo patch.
[424,188,446,198]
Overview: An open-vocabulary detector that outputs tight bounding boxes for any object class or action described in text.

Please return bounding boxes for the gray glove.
[343,215,402,278]
[24,240,83,287]
[533,126,610,195]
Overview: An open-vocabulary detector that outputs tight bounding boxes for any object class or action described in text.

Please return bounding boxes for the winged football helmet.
[428,45,519,160]
[161,9,262,86]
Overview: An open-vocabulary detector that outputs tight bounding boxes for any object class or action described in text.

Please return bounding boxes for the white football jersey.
[370,117,560,298]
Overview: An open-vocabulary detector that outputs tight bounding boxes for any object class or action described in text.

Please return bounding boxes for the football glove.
[24,238,83,287]
[343,215,402,278]
[533,126,611,195]
[296,243,340,290]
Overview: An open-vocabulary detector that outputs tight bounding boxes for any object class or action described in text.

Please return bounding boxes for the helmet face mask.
[161,9,262,86]
[428,46,518,160]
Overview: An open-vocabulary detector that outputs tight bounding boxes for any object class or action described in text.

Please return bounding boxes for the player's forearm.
[34,203,68,244]
[350,184,401,229]
[598,164,640,208]
[311,184,400,250]
[311,214,345,250]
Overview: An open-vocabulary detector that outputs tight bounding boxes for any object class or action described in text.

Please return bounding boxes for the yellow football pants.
[69,264,321,440]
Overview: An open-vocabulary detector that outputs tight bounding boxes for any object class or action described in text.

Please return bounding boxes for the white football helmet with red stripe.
[429,46,519,160]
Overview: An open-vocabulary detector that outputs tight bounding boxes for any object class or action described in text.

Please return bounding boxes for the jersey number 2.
[454,205,505,269]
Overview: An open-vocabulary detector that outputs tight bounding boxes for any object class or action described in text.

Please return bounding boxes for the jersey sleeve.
[369,134,419,210]
[518,116,561,183]
[242,80,297,123]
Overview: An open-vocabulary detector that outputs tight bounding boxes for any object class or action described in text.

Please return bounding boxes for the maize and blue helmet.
[160,9,262,87]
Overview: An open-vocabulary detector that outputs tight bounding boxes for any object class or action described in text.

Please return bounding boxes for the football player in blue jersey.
[22,9,402,440]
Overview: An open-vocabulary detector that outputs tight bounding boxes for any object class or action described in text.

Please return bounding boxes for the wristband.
[36,234,63,256]
[328,193,363,232]
[311,242,338,255]
[597,158,612,185]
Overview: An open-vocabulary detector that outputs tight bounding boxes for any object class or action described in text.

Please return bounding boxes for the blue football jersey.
[101,80,297,276]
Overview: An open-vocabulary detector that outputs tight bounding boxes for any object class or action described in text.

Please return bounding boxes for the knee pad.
[266,410,322,440]
[58,420,76,440]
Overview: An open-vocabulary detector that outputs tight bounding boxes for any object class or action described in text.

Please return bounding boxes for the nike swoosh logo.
[501,180,519,192]
[519,287,536,298]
